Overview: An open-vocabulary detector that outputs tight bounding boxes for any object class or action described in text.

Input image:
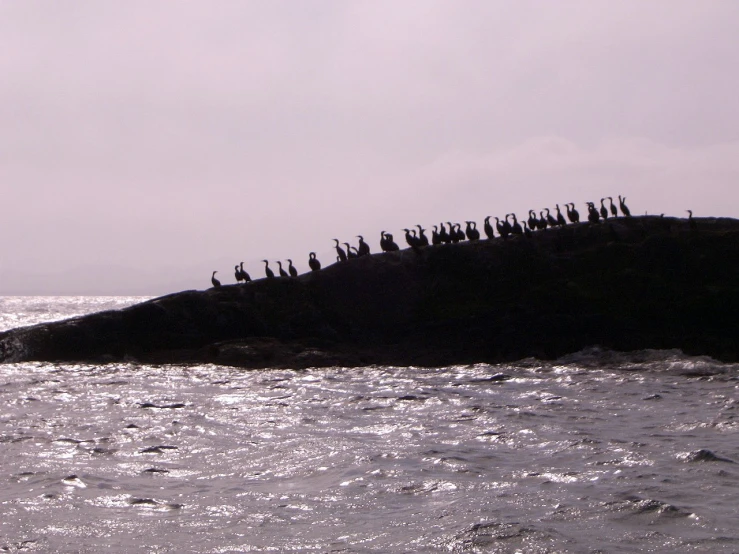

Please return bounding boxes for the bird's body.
[618,195,631,217]
[608,197,618,218]
[523,221,532,238]
[483,216,495,239]
[466,221,480,241]
[277,261,289,278]
[416,225,430,246]
[308,252,321,271]
[568,202,580,223]
[357,235,370,257]
[287,259,298,277]
[545,208,558,228]
[509,214,523,236]
[600,199,609,220]
[211,271,221,288]
[345,243,358,259]
[587,203,600,224]
[556,204,567,226]
[333,239,348,262]
[262,260,275,279]
[235,265,243,284]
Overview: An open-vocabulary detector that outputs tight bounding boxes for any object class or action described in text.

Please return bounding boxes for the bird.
[509,214,523,236]
[528,210,540,231]
[380,231,391,252]
[385,233,399,251]
[403,228,419,248]
[277,260,289,278]
[538,211,548,230]
[495,217,510,239]
[483,216,495,240]
[587,202,600,224]
[416,225,430,246]
[599,198,609,220]
[687,210,698,232]
[287,259,298,277]
[523,221,533,238]
[239,262,251,283]
[308,252,321,271]
[333,239,348,262]
[234,265,243,284]
[545,208,558,228]
[555,204,567,226]
[439,222,451,244]
[262,260,275,279]
[465,221,480,241]
[357,235,370,257]
[345,242,358,259]
[567,202,580,224]
[454,223,466,242]
[211,271,221,288]
[608,197,618,218]
[618,195,631,217]
[431,225,441,246]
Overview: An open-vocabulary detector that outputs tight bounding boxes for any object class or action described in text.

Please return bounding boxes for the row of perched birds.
[210,195,632,287]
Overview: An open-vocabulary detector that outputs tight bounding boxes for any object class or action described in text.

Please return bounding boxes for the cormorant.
[599,198,609,220]
[538,211,548,230]
[277,260,289,278]
[345,243,358,259]
[262,260,275,279]
[465,221,480,241]
[357,235,370,257]
[608,197,618,218]
[431,225,441,245]
[308,252,321,271]
[509,214,523,236]
[211,271,221,288]
[287,259,298,277]
[438,222,450,244]
[385,233,400,251]
[556,204,567,226]
[380,231,390,252]
[567,202,580,223]
[545,208,558,228]
[528,210,539,231]
[239,262,251,283]
[416,225,430,246]
[523,221,533,238]
[403,228,420,248]
[483,216,495,240]
[618,195,631,217]
[687,210,698,232]
[235,265,243,284]
[333,239,348,262]
[495,217,510,239]
[587,202,600,224]
[454,223,466,242]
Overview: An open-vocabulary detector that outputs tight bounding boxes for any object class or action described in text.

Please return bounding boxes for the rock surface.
[1,216,738,368]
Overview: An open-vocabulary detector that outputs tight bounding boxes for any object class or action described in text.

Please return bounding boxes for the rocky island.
[1,215,738,368]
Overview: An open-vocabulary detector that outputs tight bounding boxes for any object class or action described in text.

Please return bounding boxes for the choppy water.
[1,297,739,553]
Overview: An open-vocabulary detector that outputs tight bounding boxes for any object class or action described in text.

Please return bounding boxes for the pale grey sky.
[2,1,738,295]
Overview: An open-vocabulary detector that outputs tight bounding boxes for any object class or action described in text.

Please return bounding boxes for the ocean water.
[1,297,739,553]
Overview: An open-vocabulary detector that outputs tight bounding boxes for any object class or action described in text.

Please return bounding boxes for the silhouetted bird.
[438,223,450,244]
[380,231,391,252]
[308,252,321,271]
[545,208,558,228]
[211,271,221,288]
[567,202,580,223]
[235,265,243,284]
[343,242,357,259]
[523,221,533,238]
[608,197,618,218]
[538,211,548,230]
[431,225,441,246]
[495,217,510,239]
[262,260,275,279]
[239,262,251,283]
[587,202,600,224]
[416,225,430,246]
[403,228,421,248]
[465,221,480,241]
[687,210,698,232]
[385,233,399,251]
[357,235,370,257]
[618,195,631,217]
[483,216,495,239]
[509,214,523,236]
[556,204,567,226]
[277,260,289,278]
[599,198,609,220]
[287,259,298,277]
[528,210,540,231]
[333,239,348,262]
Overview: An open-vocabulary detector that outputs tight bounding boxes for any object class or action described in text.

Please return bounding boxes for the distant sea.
[1,296,738,553]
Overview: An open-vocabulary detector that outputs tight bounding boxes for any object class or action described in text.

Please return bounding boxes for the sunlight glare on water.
[1,297,739,552]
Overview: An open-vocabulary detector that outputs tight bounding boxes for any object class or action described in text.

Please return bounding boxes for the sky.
[1,1,738,295]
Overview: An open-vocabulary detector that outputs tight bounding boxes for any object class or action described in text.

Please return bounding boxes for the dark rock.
[1,216,738,367]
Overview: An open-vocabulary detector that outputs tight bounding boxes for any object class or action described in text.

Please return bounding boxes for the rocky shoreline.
[1,215,738,368]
